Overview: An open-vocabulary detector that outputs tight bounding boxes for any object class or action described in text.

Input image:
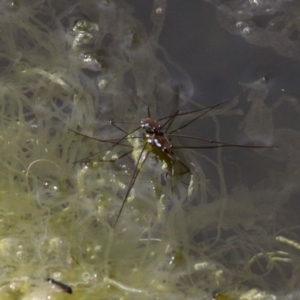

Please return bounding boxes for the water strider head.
[141,118,162,134]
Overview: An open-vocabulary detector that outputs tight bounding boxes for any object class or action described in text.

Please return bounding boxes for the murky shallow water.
[0,0,299,299]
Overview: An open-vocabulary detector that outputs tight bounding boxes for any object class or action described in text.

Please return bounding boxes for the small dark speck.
[47,278,73,294]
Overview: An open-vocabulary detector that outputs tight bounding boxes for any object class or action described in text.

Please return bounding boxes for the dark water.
[126,0,300,295]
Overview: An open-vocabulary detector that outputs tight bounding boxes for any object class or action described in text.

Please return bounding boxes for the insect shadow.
[70,99,274,228]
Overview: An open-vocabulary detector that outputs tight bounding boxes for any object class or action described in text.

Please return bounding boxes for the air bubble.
[42,179,59,193]
[4,0,20,12]
[266,8,275,14]
[242,26,253,35]
[72,32,94,49]
[249,0,259,6]
[236,22,245,29]
[72,20,99,33]
[43,181,50,189]
[156,7,163,15]
[79,53,107,72]
[98,79,109,90]
[98,73,118,93]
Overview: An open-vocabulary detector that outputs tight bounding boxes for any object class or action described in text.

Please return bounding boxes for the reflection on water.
[0,0,299,299]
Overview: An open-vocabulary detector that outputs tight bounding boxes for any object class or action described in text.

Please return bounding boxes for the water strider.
[70,99,275,228]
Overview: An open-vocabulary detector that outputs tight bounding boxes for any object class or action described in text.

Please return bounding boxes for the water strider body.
[141,116,175,163]
[146,132,174,160]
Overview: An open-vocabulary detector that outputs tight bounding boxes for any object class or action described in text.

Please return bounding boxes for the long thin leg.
[69,126,144,163]
[157,99,229,125]
[174,144,273,149]
[69,129,127,144]
[69,129,131,147]
[69,129,133,163]
[176,159,191,176]
[113,143,149,228]
[160,108,180,132]
[110,121,140,134]
[75,149,134,164]
[168,100,230,134]
[170,134,275,149]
